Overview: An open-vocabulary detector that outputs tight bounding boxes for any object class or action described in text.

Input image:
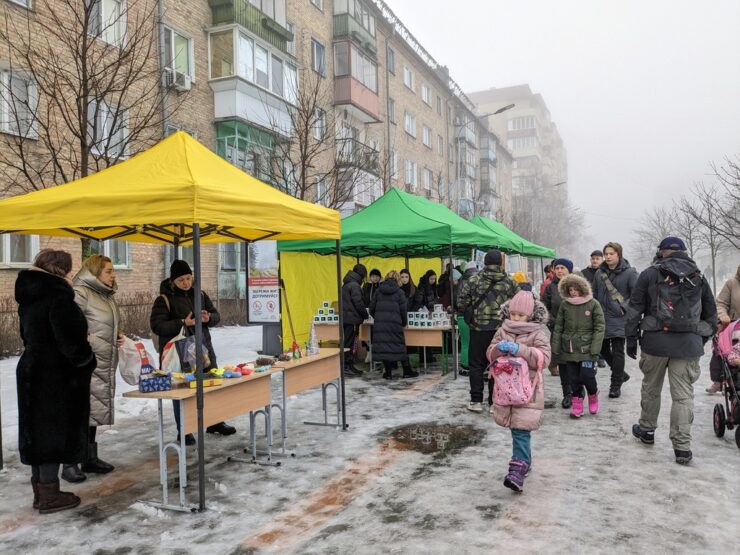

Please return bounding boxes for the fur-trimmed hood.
[500,297,549,325]
[558,273,592,299]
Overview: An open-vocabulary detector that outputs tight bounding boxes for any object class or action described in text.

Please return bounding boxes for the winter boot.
[561,385,572,409]
[31,477,39,510]
[503,459,530,492]
[81,443,114,474]
[383,368,393,380]
[37,481,81,514]
[674,449,693,465]
[61,464,87,483]
[588,391,600,414]
[570,396,584,418]
[608,384,622,398]
[402,362,419,379]
[206,422,237,436]
[631,424,655,445]
[549,363,560,376]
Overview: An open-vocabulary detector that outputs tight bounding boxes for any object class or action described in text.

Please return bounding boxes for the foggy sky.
[386,0,740,262]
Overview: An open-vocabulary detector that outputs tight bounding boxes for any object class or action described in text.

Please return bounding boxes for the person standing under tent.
[341,263,368,376]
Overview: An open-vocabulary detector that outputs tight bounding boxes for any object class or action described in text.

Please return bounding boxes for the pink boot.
[588,391,600,414]
[570,396,584,418]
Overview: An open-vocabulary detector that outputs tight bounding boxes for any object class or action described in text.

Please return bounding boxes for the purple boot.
[503,459,530,492]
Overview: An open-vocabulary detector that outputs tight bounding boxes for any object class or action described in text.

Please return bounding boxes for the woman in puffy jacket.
[63,255,123,483]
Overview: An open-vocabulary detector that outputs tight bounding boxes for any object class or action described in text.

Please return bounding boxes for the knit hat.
[484,249,503,266]
[552,258,574,273]
[590,250,603,257]
[512,271,527,284]
[657,236,686,251]
[369,268,382,278]
[464,261,477,272]
[353,264,368,278]
[170,259,193,280]
[451,269,462,281]
[509,291,535,318]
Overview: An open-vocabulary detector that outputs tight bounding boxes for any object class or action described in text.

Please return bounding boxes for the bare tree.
[674,197,704,259]
[631,206,675,266]
[707,157,740,248]
[0,0,180,196]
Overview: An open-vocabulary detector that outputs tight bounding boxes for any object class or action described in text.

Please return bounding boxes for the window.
[237,33,254,81]
[404,160,417,189]
[438,176,447,199]
[87,99,127,158]
[387,46,395,74]
[255,44,269,87]
[313,108,325,139]
[422,125,432,148]
[388,97,396,124]
[310,0,323,10]
[389,150,397,181]
[220,243,247,271]
[0,70,37,138]
[350,46,377,92]
[423,168,432,190]
[421,84,431,105]
[164,27,193,79]
[210,30,234,78]
[284,63,297,104]
[0,234,38,266]
[89,0,124,46]
[403,111,416,137]
[437,135,444,155]
[334,42,349,76]
[508,116,536,131]
[8,0,31,7]
[285,21,295,56]
[271,54,284,97]
[165,245,194,269]
[311,38,326,76]
[316,176,328,206]
[507,136,539,151]
[90,239,130,268]
[403,66,414,91]
[436,95,442,116]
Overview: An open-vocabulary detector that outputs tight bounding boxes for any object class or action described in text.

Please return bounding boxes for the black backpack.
[651,257,703,333]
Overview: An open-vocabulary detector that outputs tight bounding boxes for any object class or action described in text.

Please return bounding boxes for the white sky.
[385,0,740,258]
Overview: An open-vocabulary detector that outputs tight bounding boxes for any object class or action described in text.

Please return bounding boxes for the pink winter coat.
[486,300,552,431]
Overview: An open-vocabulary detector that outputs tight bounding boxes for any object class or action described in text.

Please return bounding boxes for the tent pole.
[404,255,409,270]
[336,240,348,430]
[193,224,207,511]
[449,243,458,380]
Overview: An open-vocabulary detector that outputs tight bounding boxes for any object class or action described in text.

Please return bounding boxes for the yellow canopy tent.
[0,131,341,511]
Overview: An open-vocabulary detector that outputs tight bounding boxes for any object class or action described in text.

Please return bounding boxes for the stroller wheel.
[713,404,726,438]
[736,426,740,450]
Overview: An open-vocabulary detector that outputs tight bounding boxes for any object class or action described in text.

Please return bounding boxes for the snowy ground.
[1,326,739,554]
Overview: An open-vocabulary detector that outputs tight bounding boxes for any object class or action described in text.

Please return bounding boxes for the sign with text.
[248,241,280,323]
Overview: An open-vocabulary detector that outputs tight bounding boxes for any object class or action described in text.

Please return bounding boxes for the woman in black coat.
[370,271,419,379]
[412,269,439,311]
[150,260,234,444]
[16,249,97,514]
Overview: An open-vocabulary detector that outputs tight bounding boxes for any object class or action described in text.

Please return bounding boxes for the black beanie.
[353,264,367,278]
[370,268,382,278]
[590,250,603,257]
[170,259,193,281]
[484,249,503,266]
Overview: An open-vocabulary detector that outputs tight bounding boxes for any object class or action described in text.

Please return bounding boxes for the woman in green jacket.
[552,274,606,419]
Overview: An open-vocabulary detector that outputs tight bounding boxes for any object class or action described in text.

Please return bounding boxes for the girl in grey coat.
[63,255,122,482]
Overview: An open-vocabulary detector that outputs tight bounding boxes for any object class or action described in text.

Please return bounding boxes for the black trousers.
[383,360,412,375]
[601,337,626,386]
[469,329,495,403]
[343,324,357,366]
[32,463,60,484]
[564,361,598,398]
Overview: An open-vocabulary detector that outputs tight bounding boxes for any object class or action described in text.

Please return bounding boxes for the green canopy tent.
[470,216,556,259]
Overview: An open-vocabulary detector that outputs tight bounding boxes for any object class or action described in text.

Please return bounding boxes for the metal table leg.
[305,381,341,428]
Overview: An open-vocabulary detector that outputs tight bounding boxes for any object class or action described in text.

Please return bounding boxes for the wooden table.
[404,327,451,372]
[123,367,281,512]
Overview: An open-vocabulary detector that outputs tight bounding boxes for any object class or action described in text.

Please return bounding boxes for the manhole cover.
[389,423,485,455]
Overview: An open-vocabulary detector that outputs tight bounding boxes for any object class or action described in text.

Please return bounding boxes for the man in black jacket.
[342,264,368,376]
[581,249,604,286]
[626,237,717,465]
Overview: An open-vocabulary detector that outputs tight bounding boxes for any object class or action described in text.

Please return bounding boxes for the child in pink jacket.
[487,291,552,492]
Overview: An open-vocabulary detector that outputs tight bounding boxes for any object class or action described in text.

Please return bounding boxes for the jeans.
[601,337,626,386]
[469,329,496,403]
[511,429,531,464]
[565,361,598,398]
[32,463,60,484]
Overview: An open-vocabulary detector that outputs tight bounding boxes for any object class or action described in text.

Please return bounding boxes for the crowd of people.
[13,238,739,513]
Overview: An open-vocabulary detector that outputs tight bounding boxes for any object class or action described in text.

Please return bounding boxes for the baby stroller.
[712,320,740,449]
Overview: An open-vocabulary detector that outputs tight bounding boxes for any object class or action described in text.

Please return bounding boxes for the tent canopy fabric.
[278,188,519,257]
[470,216,556,259]
[0,132,340,244]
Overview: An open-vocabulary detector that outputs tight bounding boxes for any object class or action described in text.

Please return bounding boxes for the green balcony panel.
[333,14,376,57]
[210,0,294,54]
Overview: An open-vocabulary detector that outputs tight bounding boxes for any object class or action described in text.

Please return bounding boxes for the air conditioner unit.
[165,69,192,92]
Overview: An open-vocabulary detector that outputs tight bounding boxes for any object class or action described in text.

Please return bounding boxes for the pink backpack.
[491,348,544,406]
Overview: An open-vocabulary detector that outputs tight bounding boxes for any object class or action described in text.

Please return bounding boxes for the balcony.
[456,124,476,147]
[480,139,496,164]
[334,76,381,123]
[336,138,380,175]
[333,14,377,57]
[209,0,293,55]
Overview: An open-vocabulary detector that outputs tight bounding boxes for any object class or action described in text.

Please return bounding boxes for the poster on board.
[247,241,280,323]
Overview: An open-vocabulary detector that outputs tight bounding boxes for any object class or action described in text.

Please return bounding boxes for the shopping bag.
[162,328,211,373]
[118,337,156,385]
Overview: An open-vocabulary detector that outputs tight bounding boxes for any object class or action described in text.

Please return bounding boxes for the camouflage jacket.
[457,266,518,331]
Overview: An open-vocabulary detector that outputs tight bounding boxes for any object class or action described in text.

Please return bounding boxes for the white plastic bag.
[161,327,187,374]
[118,337,156,385]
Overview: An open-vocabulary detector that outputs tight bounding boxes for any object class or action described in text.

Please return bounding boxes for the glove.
[497,341,510,353]
[626,339,638,360]
[509,342,520,355]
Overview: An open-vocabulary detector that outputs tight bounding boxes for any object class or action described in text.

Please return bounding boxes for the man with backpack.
[457,249,518,413]
[626,237,717,465]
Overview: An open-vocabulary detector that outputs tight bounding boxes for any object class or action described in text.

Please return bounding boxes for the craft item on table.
[307,323,319,355]
[139,370,172,393]
[255,365,271,373]
[189,378,223,388]
[314,301,339,323]
[255,356,276,366]
[277,353,292,362]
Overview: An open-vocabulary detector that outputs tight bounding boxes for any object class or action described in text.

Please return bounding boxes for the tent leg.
[336,240,348,431]
[449,243,458,380]
[193,224,207,512]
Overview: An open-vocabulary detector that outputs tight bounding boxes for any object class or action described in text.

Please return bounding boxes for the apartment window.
[0,70,37,138]
[448,143,454,162]
[89,0,124,46]
[421,84,431,105]
[438,176,447,199]
[87,99,127,158]
[404,160,417,189]
[313,108,325,139]
[285,21,295,56]
[389,149,397,181]
[387,46,395,74]
[8,0,31,6]
[220,243,247,271]
[311,38,326,76]
[403,111,416,137]
[388,97,396,124]
[316,176,328,206]
[164,27,193,80]
[423,168,432,190]
[437,135,444,155]
[436,95,442,116]
[271,54,284,97]
[403,66,414,91]
[236,33,254,81]
[508,115,536,131]
[310,0,323,10]
[350,46,377,91]
[422,125,432,148]
[336,0,375,36]
[507,136,539,151]
[0,234,39,266]
[90,239,130,268]
[255,44,269,87]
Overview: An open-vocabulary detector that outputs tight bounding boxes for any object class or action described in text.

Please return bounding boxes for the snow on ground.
[1,326,739,554]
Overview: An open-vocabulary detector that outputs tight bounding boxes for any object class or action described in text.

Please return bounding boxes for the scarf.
[501,319,542,336]
[564,293,593,306]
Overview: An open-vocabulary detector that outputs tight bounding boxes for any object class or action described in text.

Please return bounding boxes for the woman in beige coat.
[62,255,122,483]
[708,264,740,393]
